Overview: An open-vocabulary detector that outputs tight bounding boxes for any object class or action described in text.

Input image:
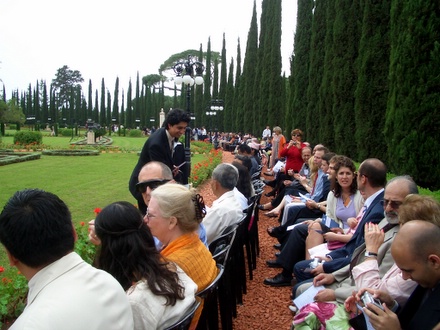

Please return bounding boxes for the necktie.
[349,217,396,272]
[310,173,319,196]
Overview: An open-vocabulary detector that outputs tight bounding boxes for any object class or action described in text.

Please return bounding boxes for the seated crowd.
[256,128,440,330]
[1,125,439,330]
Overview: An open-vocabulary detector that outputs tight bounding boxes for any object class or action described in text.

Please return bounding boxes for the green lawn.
[0,134,209,268]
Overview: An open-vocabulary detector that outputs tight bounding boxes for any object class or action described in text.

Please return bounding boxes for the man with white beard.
[294,176,419,303]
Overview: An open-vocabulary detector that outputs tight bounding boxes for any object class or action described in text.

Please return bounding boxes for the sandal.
[265,211,279,218]
[257,203,273,211]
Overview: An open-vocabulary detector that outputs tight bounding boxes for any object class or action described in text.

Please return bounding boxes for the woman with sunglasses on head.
[264,129,307,197]
[147,183,217,329]
[94,201,198,330]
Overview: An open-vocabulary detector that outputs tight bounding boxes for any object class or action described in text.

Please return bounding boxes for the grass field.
[0,133,210,269]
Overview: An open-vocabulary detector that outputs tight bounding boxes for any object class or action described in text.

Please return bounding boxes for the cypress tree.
[202,38,213,129]
[87,80,93,121]
[318,1,336,147]
[106,89,111,131]
[120,89,125,133]
[75,85,82,126]
[354,0,390,161]
[100,78,106,126]
[385,0,440,189]
[306,0,326,144]
[241,0,259,134]
[218,34,227,131]
[331,0,362,157]
[41,82,49,125]
[126,79,133,128]
[212,57,219,130]
[233,38,243,133]
[112,77,119,123]
[195,44,204,128]
[224,58,235,132]
[267,0,283,130]
[135,72,140,126]
[94,90,99,123]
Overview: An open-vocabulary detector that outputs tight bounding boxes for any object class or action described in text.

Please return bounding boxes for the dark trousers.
[276,223,309,277]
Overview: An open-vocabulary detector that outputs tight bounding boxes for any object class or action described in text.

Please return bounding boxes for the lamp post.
[205,110,217,142]
[173,55,205,185]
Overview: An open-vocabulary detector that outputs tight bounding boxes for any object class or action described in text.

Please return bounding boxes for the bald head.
[394,221,440,258]
[358,158,387,188]
[138,161,173,206]
[138,161,173,182]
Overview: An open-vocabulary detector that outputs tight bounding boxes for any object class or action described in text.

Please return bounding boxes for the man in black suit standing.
[129,108,190,214]
[359,220,440,330]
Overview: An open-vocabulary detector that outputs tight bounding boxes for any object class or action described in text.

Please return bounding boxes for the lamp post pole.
[173,55,204,185]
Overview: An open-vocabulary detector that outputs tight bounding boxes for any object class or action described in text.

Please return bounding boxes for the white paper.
[308,243,331,259]
[299,192,312,202]
[293,285,325,310]
[286,223,302,231]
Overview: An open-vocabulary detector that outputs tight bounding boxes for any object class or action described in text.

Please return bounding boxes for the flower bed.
[42,149,100,156]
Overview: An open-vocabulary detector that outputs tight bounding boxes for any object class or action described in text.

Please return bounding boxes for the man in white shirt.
[262,125,271,139]
[0,189,134,330]
[203,163,244,244]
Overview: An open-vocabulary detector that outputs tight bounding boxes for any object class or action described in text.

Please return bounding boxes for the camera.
[309,258,320,269]
[361,292,384,311]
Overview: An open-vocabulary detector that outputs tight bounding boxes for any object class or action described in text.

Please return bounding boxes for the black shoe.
[275,252,280,257]
[273,243,282,250]
[267,226,285,239]
[266,259,282,268]
[263,273,293,287]
[263,179,276,188]
[264,190,276,197]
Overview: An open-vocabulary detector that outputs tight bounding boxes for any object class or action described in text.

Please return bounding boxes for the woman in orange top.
[147,183,217,329]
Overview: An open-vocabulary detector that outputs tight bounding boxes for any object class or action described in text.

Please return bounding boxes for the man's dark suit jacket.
[398,283,440,330]
[128,127,187,213]
[322,190,384,273]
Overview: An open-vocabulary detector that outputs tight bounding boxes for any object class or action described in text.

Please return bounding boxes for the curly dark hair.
[331,156,358,198]
[94,201,184,305]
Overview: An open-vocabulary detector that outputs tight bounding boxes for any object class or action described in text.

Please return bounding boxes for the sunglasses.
[292,134,302,137]
[136,179,170,193]
[380,199,403,209]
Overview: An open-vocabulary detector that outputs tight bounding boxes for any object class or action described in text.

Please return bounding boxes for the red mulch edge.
[196,151,293,330]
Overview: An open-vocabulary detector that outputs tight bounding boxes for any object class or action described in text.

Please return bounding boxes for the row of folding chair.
[194,178,265,330]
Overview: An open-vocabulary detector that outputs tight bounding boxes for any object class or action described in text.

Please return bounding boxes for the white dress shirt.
[203,190,244,244]
[11,252,133,330]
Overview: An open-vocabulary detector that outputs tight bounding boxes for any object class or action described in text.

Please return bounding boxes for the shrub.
[58,128,73,136]
[128,129,143,137]
[8,124,17,130]
[13,131,42,145]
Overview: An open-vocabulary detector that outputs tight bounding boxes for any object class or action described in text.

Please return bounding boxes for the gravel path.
[196,151,293,330]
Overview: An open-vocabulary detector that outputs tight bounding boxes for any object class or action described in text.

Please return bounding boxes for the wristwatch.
[364,251,378,257]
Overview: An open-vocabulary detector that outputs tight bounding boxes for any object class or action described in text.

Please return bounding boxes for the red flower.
[94,208,101,215]
[80,221,85,226]
[0,266,4,272]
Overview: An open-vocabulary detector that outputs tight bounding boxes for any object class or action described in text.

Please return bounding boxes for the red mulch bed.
[196,151,293,330]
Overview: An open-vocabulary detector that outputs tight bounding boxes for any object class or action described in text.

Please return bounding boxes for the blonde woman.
[147,183,217,329]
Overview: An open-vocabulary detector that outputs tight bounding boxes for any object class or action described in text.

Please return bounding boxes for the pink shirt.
[352,259,417,306]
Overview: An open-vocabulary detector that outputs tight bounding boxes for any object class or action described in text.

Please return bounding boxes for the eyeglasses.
[136,179,170,193]
[292,134,301,137]
[381,199,403,209]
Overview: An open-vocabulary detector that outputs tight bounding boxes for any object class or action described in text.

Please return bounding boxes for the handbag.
[327,240,346,250]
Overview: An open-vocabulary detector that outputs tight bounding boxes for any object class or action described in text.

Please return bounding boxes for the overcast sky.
[0,0,297,98]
